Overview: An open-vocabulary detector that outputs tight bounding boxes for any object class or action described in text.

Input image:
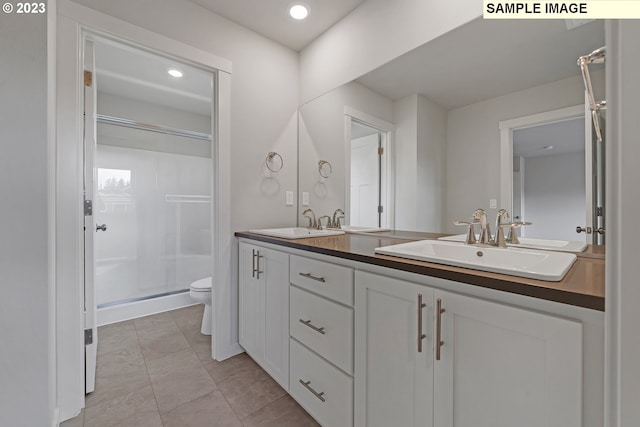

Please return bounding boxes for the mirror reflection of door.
[590,111,606,245]
[350,120,384,227]
[512,117,586,241]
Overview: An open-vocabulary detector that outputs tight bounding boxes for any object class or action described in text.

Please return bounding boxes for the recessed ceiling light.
[542,145,554,150]
[289,4,309,20]
[168,69,183,78]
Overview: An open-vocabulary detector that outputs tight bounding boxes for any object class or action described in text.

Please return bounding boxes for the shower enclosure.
[92,39,214,319]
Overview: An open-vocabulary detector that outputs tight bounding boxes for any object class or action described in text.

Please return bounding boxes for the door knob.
[595,227,605,235]
[576,226,592,234]
[96,224,107,232]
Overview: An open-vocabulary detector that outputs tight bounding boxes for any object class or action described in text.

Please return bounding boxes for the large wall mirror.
[298,17,605,243]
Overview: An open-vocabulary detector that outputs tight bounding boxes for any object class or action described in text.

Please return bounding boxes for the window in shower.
[93,39,213,308]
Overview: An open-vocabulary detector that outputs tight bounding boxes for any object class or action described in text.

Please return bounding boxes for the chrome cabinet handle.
[417,294,426,353]
[256,251,264,279]
[299,379,326,402]
[252,249,264,279]
[252,249,256,278]
[96,224,107,232]
[436,298,445,361]
[299,272,325,283]
[299,319,326,335]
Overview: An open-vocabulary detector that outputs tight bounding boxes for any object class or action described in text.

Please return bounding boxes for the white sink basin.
[249,227,345,239]
[340,226,391,233]
[375,240,577,281]
[438,234,587,253]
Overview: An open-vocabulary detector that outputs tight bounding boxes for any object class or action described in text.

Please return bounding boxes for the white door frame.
[82,38,98,394]
[56,0,234,420]
[344,106,395,229]
[498,104,586,224]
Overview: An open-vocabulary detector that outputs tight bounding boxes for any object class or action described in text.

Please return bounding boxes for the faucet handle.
[506,221,532,244]
[454,221,478,244]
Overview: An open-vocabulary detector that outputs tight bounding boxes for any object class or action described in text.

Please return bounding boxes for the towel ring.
[318,160,332,178]
[265,152,283,173]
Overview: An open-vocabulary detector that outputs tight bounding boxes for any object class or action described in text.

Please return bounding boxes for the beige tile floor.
[61,305,319,427]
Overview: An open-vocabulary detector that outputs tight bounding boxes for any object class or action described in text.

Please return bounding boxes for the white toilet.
[189,277,213,335]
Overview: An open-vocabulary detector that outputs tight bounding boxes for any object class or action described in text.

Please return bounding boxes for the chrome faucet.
[455,208,531,248]
[302,208,317,229]
[473,209,492,245]
[505,221,532,244]
[494,209,510,248]
[329,209,345,229]
[317,215,331,230]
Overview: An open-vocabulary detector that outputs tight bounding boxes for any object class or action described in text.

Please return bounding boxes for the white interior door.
[83,39,98,394]
[350,134,380,227]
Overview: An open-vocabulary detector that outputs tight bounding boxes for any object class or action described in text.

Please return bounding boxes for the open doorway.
[512,117,585,241]
[83,35,215,393]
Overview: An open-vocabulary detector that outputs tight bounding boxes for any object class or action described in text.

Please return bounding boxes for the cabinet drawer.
[290,255,354,306]
[290,286,353,374]
[290,339,353,427]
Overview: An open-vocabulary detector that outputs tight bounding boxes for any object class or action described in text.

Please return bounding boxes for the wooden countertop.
[235,231,605,311]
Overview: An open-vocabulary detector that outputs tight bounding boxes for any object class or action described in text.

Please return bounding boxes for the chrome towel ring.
[265,151,283,173]
[318,160,332,178]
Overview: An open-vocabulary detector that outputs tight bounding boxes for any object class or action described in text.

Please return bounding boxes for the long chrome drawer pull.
[299,319,326,335]
[299,379,326,402]
[299,272,326,283]
[436,298,445,361]
[417,294,427,353]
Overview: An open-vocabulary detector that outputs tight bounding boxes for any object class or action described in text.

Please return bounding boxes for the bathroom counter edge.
[235,231,605,311]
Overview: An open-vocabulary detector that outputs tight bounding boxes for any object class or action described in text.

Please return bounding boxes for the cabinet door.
[433,290,582,427]
[262,248,290,390]
[354,271,434,427]
[238,242,263,359]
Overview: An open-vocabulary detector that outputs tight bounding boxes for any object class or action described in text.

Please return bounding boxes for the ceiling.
[513,117,585,158]
[356,18,605,110]
[95,39,213,116]
[189,0,365,51]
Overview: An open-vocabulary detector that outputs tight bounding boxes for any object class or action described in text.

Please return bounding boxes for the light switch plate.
[302,192,309,206]
[489,199,497,209]
[286,191,294,206]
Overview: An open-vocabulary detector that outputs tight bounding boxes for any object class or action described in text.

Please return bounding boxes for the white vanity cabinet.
[238,241,290,389]
[354,271,434,427]
[289,255,355,427]
[355,270,583,427]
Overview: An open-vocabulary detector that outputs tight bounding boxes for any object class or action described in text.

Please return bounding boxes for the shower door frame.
[56,2,236,420]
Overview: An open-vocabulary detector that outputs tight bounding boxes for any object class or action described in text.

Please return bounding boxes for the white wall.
[394,94,446,232]
[393,95,418,230]
[97,92,212,157]
[445,71,604,233]
[299,0,481,103]
[0,9,54,427]
[522,152,585,241]
[417,94,446,232]
[298,81,393,222]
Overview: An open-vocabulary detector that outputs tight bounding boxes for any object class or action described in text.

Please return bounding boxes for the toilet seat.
[190,277,212,292]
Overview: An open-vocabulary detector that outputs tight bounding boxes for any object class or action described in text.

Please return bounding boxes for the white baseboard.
[97,292,197,326]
